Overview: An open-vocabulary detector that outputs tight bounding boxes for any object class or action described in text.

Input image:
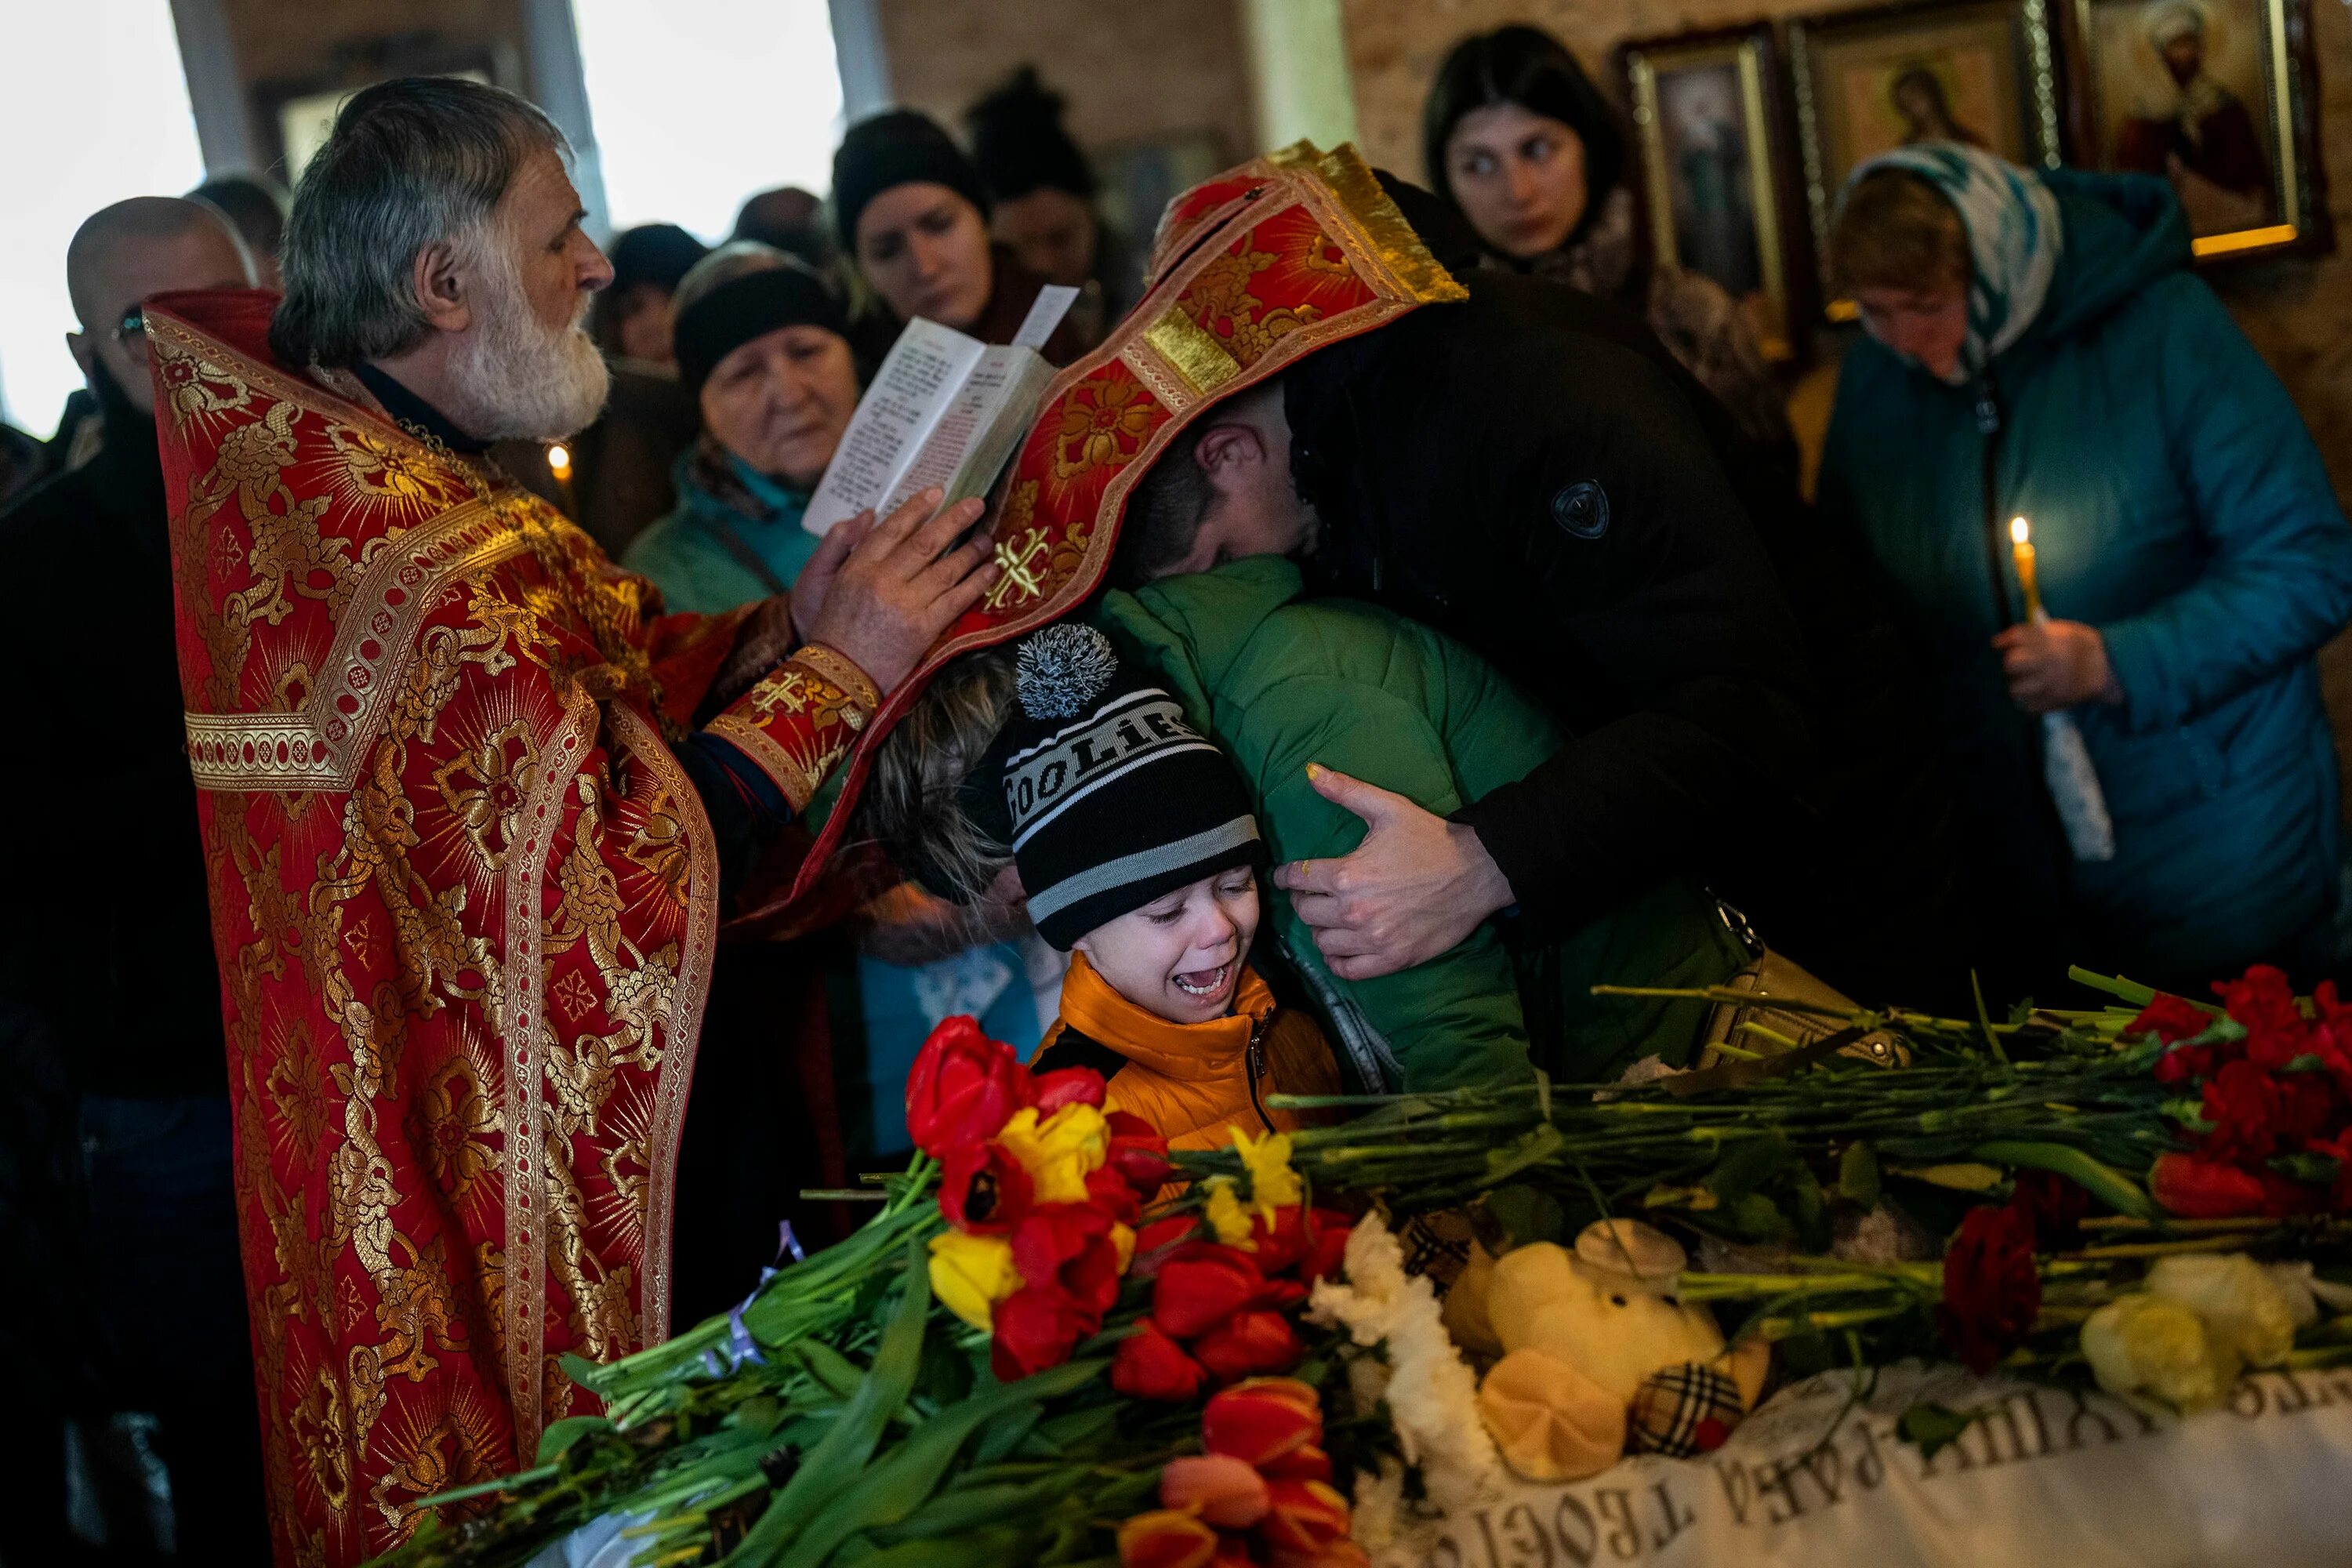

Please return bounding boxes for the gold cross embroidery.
[985,527,1053,612]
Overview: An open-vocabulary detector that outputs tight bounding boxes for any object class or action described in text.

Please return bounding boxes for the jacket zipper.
[1245,1014,1275,1133]
[1976,371,2016,627]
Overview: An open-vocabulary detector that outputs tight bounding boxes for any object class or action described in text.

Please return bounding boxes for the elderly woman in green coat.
[1817,144,2352,989]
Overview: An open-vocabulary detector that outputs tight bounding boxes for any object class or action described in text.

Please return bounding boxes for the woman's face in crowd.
[614,284,676,365]
[855,182,996,330]
[699,323,860,488]
[1855,280,1970,382]
[1076,867,1261,1025]
[993,187,1099,289]
[1445,102,1590,260]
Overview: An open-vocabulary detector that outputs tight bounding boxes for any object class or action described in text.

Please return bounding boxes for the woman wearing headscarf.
[1423,24,1788,448]
[1818,144,2352,989]
[830,108,1085,372]
[622,242,856,610]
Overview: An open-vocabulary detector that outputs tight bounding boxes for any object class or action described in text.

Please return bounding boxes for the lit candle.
[2009,515,2044,623]
[546,442,573,483]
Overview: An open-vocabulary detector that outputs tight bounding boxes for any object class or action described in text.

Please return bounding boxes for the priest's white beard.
[441,241,610,442]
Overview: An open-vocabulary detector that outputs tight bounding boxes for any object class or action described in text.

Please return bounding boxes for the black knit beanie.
[966,67,1098,202]
[672,260,849,397]
[832,110,994,252]
[975,624,1265,949]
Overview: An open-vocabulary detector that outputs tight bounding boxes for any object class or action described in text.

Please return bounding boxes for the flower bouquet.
[369,967,2352,1568]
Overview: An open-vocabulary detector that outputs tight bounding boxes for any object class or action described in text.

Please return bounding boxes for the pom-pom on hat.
[978,624,1265,949]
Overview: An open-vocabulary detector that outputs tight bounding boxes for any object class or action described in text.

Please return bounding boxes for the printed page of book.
[949,350,1057,509]
[882,347,1022,516]
[802,318,984,535]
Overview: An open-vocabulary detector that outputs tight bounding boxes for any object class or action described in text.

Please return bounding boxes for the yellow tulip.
[928,1231,1021,1331]
[996,1103,1109,1205]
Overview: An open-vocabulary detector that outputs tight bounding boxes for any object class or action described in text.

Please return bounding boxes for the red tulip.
[1033,1066,1109,1112]
[906,1016,1033,1157]
[1258,1443,1332,1483]
[1192,1309,1305,1384]
[1011,1204,1124,1317]
[1106,1109,1177,1191]
[991,1284,1091,1381]
[1264,1541,1372,1568]
[1153,1244,1265,1339]
[1130,1216,1201,1280]
[938,1139,1034,1235]
[2151,1152,2269,1218]
[1087,1164,1145,1225]
[1112,1321,1208,1403]
[1116,1509,1219,1568]
[1254,1479,1351,1555]
[1248,1206,1308,1274]
[1160,1454,1271,1528]
[1203,1378,1322,1467]
[1299,1210,1352,1286]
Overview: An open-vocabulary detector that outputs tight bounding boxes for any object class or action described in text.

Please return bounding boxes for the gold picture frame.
[1621,25,1805,360]
[2065,0,2330,260]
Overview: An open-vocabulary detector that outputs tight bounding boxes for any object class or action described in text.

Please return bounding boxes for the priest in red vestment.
[147,77,995,1566]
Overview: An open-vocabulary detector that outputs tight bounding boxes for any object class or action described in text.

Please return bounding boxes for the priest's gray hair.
[270,77,569,368]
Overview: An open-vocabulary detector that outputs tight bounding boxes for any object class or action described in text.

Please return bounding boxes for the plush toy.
[1468,1219,1770,1474]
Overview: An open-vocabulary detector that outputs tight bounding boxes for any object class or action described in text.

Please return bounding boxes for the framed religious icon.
[1789,0,2066,313]
[2063,0,2330,260]
[1619,24,1810,361]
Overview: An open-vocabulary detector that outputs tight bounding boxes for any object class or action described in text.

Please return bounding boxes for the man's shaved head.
[65,195,254,417]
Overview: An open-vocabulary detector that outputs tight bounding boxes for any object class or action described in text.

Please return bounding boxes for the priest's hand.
[1993,619,2122,713]
[805,488,997,693]
[1273,764,1516,980]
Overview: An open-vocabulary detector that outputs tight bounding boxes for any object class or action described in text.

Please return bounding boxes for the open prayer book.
[800,285,1079,537]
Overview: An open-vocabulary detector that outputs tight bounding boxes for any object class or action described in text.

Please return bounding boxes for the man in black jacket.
[1117,153,1984,1007]
[0,194,267,1555]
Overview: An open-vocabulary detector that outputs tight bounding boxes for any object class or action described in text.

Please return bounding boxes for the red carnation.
[1012,1204,1125,1317]
[992,1284,1092,1381]
[2201,1058,2288,1163]
[2009,1170,2090,1251]
[2216,964,2308,1066]
[1193,1309,1305,1384]
[1111,1321,1208,1403]
[1105,1109,1176,1192]
[1153,1244,1265,1339]
[2129,993,2214,1044]
[906,1017,1033,1157]
[2153,1044,2215,1085]
[1033,1066,1108,1112]
[2151,1152,2270,1218]
[938,1140,1034,1235]
[1936,1200,2042,1374]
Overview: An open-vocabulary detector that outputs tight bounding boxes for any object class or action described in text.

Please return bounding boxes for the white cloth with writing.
[1383,1362,2352,1568]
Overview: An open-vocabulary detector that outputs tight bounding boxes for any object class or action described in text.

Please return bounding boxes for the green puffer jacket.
[1098,556,1747,1092]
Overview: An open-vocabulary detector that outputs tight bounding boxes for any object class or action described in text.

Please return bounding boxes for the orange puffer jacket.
[1031,954,1341,1152]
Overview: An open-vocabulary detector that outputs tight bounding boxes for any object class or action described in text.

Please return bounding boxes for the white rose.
[2147,1253,2297,1368]
[2081,1293,2238,1412]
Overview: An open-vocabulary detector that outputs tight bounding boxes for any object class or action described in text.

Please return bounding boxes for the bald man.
[0,196,267,1555]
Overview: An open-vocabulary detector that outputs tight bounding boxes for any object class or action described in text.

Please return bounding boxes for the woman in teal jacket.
[1818,145,2352,987]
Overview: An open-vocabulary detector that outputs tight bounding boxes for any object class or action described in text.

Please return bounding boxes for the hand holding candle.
[1992,514,2121,712]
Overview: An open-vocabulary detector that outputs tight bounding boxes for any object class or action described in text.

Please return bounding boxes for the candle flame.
[2009,516,2031,545]
[546,443,572,480]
